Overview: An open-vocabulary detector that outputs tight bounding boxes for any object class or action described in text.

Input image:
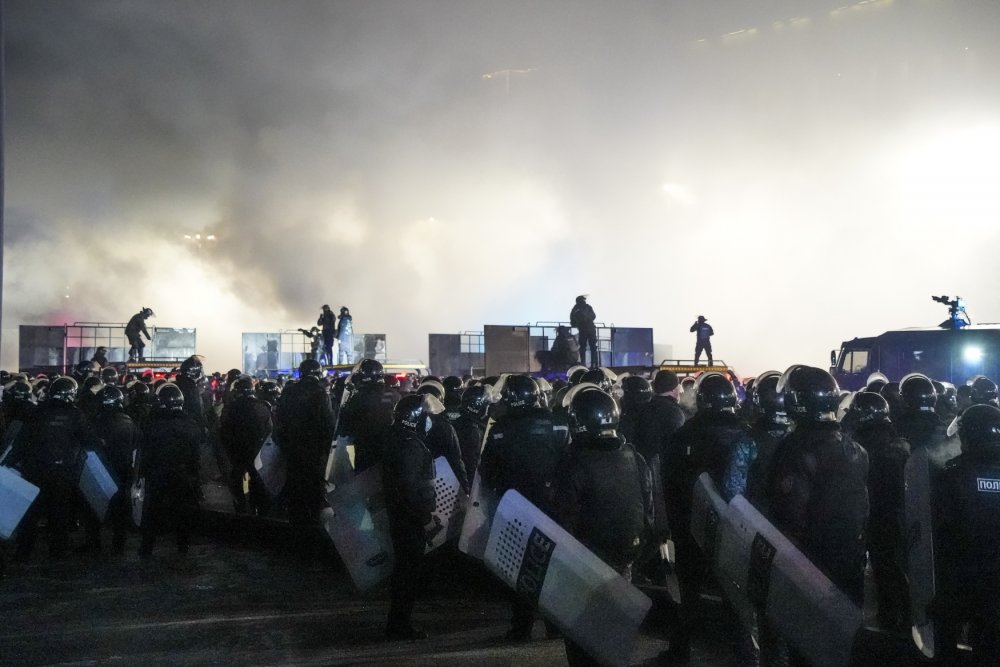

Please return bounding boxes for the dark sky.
[5,0,1000,373]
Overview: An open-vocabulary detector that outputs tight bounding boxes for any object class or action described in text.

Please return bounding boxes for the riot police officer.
[383,393,441,641]
[480,374,569,641]
[553,387,652,666]
[137,383,203,558]
[619,375,653,446]
[92,385,142,553]
[745,371,789,505]
[220,377,272,515]
[415,381,468,493]
[337,359,393,474]
[14,377,95,560]
[767,366,869,600]
[662,372,757,665]
[275,359,336,537]
[452,384,492,481]
[932,404,1000,660]
[843,391,911,633]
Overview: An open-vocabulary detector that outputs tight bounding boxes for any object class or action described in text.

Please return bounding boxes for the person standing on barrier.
[570,295,598,369]
[317,305,336,366]
[661,372,757,666]
[125,307,154,362]
[554,387,652,666]
[480,374,569,641]
[336,307,354,365]
[690,316,714,366]
[383,393,441,641]
[137,383,202,559]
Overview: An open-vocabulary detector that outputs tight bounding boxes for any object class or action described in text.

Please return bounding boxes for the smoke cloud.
[5,0,1000,375]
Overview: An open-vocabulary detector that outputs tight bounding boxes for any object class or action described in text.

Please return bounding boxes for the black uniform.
[690,319,714,365]
[220,394,273,514]
[932,449,1000,659]
[452,413,485,482]
[318,309,337,365]
[338,385,393,473]
[662,410,757,663]
[851,419,911,632]
[570,299,598,368]
[14,402,94,559]
[92,408,142,552]
[745,415,789,507]
[480,406,569,639]
[764,422,869,603]
[425,415,469,493]
[633,394,686,465]
[124,311,151,362]
[383,427,436,637]
[138,409,202,556]
[553,434,652,666]
[275,377,336,530]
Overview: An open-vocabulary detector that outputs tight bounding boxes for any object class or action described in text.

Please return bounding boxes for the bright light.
[893,125,1000,227]
[963,346,984,364]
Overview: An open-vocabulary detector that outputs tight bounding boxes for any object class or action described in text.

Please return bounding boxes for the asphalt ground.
[0,482,738,667]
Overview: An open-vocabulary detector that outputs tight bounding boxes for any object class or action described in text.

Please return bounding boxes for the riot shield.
[457,470,499,561]
[254,434,287,497]
[79,450,119,521]
[425,457,467,552]
[0,465,40,540]
[904,446,936,658]
[484,489,652,667]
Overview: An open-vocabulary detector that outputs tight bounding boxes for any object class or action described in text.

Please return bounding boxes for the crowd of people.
[1,353,998,665]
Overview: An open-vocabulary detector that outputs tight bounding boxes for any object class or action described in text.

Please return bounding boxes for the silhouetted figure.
[570,295,597,368]
[690,315,714,365]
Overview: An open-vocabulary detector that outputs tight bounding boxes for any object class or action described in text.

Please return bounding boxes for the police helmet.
[128,380,150,397]
[567,387,620,438]
[500,374,540,410]
[900,373,937,412]
[298,358,323,379]
[442,375,464,394]
[845,391,891,426]
[461,384,494,421]
[226,368,243,386]
[956,404,1000,461]
[156,382,185,411]
[230,376,255,398]
[969,375,999,406]
[352,358,385,387]
[258,380,280,406]
[393,393,445,436]
[416,379,445,400]
[581,367,617,394]
[4,380,34,404]
[180,356,204,382]
[620,375,653,405]
[74,360,95,380]
[695,372,738,414]
[83,377,104,394]
[567,367,588,386]
[49,377,79,404]
[778,365,840,423]
[98,385,125,410]
[752,371,785,419]
[100,366,119,386]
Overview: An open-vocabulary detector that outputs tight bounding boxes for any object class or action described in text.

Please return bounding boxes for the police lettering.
[977,478,1000,493]
[515,527,556,604]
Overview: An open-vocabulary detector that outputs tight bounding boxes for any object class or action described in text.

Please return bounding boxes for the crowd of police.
[1,354,999,665]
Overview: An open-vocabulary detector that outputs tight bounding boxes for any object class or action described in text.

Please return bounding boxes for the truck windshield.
[840,349,870,374]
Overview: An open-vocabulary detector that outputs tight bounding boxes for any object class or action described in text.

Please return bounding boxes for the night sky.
[5,0,1000,374]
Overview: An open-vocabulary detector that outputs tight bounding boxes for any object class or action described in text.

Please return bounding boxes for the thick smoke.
[5,0,1000,374]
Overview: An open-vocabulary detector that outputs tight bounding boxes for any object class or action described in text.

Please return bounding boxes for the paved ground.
[0,484,737,667]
